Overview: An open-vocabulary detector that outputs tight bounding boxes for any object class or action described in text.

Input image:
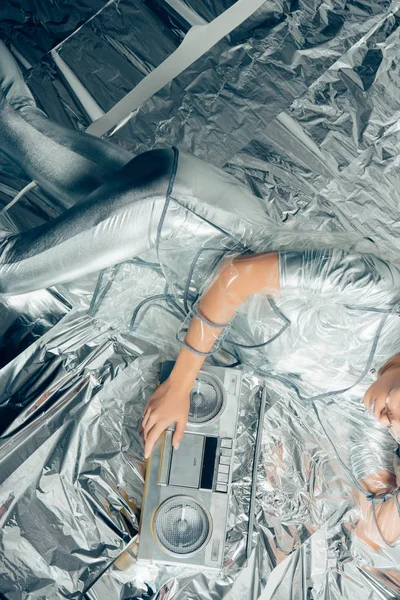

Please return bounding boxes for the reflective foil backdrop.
[1,1,400,599]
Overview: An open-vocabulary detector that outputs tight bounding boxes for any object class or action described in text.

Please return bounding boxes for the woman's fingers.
[140,380,190,458]
[172,419,186,450]
[144,421,168,458]
[141,406,152,430]
[142,393,161,429]
[142,408,150,430]
[143,413,158,439]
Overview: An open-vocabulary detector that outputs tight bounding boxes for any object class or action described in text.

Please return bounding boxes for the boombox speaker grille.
[153,496,211,555]
[188,372,224,424]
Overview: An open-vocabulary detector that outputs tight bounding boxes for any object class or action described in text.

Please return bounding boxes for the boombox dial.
[188,372,225,424]
[153,496,211,556]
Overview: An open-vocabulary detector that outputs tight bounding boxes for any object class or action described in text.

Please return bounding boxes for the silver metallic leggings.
[0,99,181,294]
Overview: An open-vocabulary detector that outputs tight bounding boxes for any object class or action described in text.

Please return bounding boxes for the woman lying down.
[142,250,400,551]
[0,38,399,555]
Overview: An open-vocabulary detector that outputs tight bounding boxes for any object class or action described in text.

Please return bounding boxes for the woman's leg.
[0,40,133,205]
[0,148,176,295]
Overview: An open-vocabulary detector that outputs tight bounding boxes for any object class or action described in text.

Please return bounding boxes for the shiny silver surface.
[2,1,400,599]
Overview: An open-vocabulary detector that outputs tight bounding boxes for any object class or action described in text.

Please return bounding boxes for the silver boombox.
[138,361,243,569]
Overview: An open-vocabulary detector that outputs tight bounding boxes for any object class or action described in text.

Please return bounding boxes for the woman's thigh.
[0,149,176,295]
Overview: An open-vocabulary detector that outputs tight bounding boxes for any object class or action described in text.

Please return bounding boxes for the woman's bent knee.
[120,148,175,190]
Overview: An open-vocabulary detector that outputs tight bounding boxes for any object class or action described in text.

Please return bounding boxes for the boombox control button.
[217,472,229,484]
[221,447,232,457]
[219,456,230,466]
[218,464,229,474]
[228,375,237,395]
[211,539,220,561]
[221,438,233,449]
[216,483,228,493]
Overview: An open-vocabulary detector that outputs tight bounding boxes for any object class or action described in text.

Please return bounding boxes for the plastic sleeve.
[279,249,400,302]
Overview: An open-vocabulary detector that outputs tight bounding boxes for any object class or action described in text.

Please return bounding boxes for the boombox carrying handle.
[246,386,268,562]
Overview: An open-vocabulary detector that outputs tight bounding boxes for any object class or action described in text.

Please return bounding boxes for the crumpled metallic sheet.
[182,0,298,45]
[181,0,237,22]
[0,313,269,599]
[54,0,184,114]
[226,3,400,260]
[262,522,400,599]
[105,0,393,165]
[0,286,69,370]
[0,311,159,597]
[0,0,109,67]
[2,0,400,599]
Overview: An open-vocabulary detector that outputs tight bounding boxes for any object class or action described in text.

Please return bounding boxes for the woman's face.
[364,375,400,442]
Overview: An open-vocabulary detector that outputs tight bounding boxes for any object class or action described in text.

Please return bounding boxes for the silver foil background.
[2,1,400,598]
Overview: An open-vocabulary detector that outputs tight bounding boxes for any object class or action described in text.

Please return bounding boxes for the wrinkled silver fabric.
[2,0,400,599]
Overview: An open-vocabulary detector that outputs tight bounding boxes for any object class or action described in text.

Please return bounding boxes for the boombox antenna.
[246,386,268,562]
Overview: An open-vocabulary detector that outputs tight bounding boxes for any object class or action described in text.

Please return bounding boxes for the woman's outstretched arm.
[142,247,400,457]
[142,252,280,457]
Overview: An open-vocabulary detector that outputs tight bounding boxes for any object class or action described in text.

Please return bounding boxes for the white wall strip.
[51,50,104,123]
[10,44,32,70]
[163,0,208,26]
[87,0,267,138]
[0,181,38,215]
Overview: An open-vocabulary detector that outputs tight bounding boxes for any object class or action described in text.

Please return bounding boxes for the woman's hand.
[141,378,191,459]
[364,364,400,438]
